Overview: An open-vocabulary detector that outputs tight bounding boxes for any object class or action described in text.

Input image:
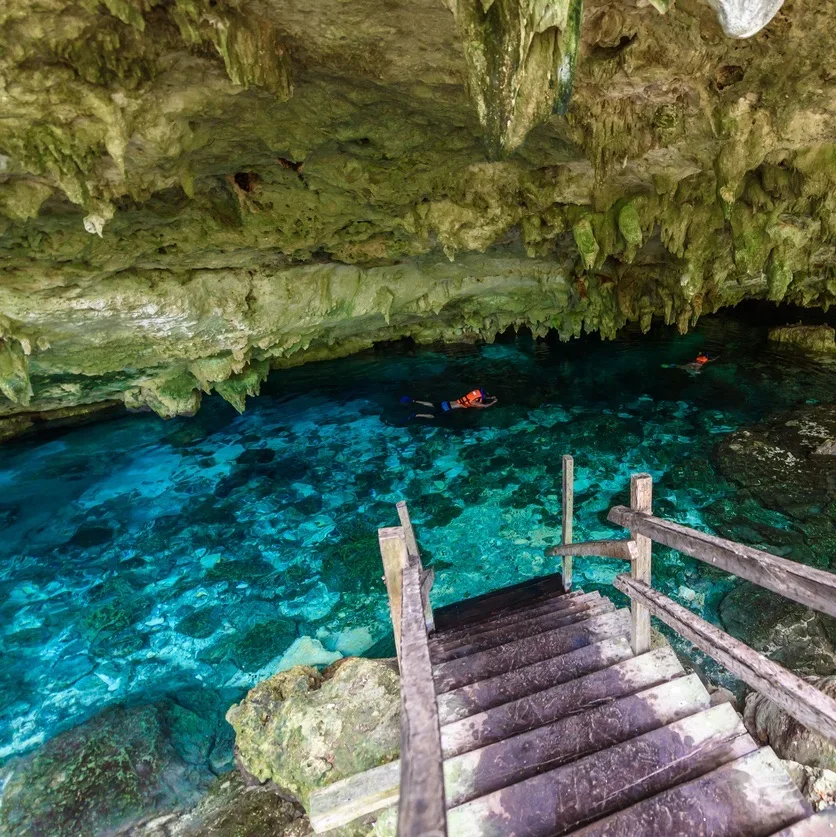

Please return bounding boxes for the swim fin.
[399,395,414,405]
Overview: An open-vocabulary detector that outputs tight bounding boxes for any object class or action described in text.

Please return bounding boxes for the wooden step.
[769,808,836,836]
[440,645,685,758]
[432,570,567,631]
[443,673,710,807]
[437,636,634,725]
[433,608,630,693]
[569,747,812,837]
[430,599,616,664]
[308,673,709,831]
[445,702,756,837]
[432,590,596,643]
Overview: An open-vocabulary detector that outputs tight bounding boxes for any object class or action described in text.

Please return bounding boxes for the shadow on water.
[1,304,836,764]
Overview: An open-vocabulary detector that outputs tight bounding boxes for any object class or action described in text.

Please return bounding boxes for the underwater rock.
[127,772,313,837]
[716,403,836,526]
[744,676,836,771]
[719,582,836,676]
[0,703,208,837]
[226,658,400,809]
[768,324,836,353]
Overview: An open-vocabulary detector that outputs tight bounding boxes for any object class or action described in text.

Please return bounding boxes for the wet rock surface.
[769,324,836,354]
[227,658,400,809]
[0,703,212,837]
[745,675,836,772]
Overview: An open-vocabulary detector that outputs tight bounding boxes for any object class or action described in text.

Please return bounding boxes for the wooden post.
[397,501,435,633]
[378,526,408,662]
[562,455,574,592]
[629,473,652,655]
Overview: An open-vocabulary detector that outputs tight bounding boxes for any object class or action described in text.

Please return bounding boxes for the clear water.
[2,308,836,764]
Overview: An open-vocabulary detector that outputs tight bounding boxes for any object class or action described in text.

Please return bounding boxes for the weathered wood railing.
[378,504,446,837]
[546,458,836,746]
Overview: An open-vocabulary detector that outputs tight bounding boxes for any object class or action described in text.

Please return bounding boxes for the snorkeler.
[400,388,498,419]
[662,351,718,373]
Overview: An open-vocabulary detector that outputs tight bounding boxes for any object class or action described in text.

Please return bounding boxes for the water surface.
[2,308,835,761]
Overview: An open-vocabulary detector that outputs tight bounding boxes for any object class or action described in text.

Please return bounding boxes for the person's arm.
[474,397,498,408]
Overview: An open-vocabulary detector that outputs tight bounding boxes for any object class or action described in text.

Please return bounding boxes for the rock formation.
[0,0,834,426]
[226,658,400,809]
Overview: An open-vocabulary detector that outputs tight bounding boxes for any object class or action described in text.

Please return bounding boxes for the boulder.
[768,324,836,353]
[226,658,400,809]
[782,760,836,812]
[744,675,836,771]
[0,704,208,837]
[720,582,836,676]
[128,772,313,837]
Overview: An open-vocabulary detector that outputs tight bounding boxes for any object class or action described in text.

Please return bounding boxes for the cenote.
[2,305,836,774]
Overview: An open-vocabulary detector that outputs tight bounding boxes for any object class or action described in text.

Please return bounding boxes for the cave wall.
[0,0,834,419]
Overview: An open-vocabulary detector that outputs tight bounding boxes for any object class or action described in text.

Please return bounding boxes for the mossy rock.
[205,555,276,584]
[176,606,222,639]
[0,704,204,837]
[199,618,297,672]
[228,658,400,810]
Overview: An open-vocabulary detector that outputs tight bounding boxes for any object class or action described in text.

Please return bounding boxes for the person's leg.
[413,400,434,407]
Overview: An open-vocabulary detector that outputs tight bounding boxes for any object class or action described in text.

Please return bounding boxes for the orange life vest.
[695,354,709,365]
[456,389,484,409]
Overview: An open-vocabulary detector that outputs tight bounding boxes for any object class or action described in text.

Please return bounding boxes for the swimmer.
[661,351,718,373]
[400,388,498,419]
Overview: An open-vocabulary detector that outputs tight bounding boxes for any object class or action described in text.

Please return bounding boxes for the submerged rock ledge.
[0,0,835,423]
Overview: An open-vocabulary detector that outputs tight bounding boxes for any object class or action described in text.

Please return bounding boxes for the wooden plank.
[398,556,447,836]
[429,598,615,664]
[432,570,566,631]
[445,703,756,837]
[608,506,836,620]
[309,759,400,833]
[614,575,836,746]
[440,645,685,758]
[432,590,591,643]
[436,635,634,725]
[562,453,574,592]
[769,808,836,836]
[444,673,710,807]
[629,473,653,655]
[570,747,812,837]
[378,526,407,661]
[432,608,630,693]
[397,500,434,633]
[546,539,638,560]
[309,672,706,832]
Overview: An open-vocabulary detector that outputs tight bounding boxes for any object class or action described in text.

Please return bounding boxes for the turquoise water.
[2,309,836,765]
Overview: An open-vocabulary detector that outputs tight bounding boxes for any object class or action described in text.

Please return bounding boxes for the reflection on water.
[1,310,835,761]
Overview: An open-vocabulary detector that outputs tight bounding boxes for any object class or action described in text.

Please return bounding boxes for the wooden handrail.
[608,506,836,620]
[398,547,447,836]
[546,539,638,561]
[614,575,836,746]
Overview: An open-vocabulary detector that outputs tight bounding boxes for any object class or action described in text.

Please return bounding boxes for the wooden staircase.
[309,464,836,836]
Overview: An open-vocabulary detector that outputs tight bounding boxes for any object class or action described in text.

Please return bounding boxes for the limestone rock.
[781,760,836,812]
[0,704,208,837]
[768,324,836,353]
[226,658,400,809]
[745,676,836,771]
[720,582,836,676]
[128,772,313,837]
[0,0,835,424]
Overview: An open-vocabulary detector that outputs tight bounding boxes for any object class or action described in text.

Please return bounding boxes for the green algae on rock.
[0,0,836,427]
[226,658,400,810]
[0,704,208,837]
[768,324,836,353]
